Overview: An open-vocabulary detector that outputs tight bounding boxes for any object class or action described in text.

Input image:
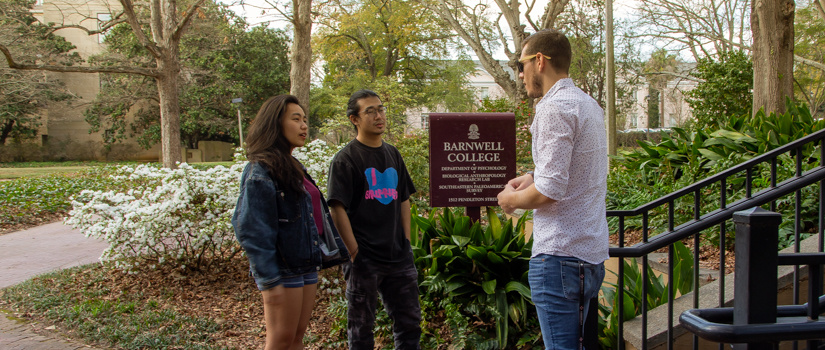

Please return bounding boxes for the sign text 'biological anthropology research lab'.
[429,113,516,208]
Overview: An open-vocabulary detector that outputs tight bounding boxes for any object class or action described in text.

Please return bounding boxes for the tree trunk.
[751,0,795,115]
[606,0,616,155]
[157,57,182,168]
[290,0,312,110]
[660,85,665,127]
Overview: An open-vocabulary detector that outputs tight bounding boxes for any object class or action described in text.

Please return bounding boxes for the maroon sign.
[429,113,517,208]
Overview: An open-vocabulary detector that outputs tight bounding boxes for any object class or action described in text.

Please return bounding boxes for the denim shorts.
[280,271,319,288]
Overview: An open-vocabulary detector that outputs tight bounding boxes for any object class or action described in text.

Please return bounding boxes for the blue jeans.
[342,254,421,350]
[529,254,605,350]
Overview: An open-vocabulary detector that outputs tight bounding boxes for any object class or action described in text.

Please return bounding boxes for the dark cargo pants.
[343,254,422,350]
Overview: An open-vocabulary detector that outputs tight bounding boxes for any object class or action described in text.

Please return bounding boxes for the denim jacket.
[232,161,349,291]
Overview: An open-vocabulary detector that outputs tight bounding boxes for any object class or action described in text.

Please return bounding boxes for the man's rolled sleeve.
[532,105,576,201]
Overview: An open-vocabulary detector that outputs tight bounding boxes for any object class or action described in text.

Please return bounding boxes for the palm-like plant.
[411,206,534,349]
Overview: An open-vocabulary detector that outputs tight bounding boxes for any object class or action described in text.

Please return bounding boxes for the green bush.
[411,206,539,349]
[616,130,668,148]
[477,98,534,170]
[609,99,824,248]
[618,99,823,179]
[394,131,431,211]
[685,50,753,130]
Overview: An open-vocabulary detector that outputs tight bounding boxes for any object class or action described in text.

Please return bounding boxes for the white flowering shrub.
[292,139,343,196]
[65,162,245,272]
[232,146,246,162]
[65,140,342,272]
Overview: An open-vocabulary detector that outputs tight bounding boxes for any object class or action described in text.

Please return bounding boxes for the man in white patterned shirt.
[497,29,608,350]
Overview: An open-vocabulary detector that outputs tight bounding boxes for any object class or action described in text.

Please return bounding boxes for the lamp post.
[231,98,244,147]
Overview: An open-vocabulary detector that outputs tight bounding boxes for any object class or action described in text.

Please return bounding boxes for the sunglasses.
[516,53,550,73]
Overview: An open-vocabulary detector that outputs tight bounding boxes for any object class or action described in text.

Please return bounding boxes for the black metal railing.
[607,128,825,350]
[680,208,825,349]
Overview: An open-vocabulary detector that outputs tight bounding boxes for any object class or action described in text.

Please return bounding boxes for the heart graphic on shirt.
[364,167,399,205]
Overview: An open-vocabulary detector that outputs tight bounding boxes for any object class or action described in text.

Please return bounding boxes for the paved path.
[0,222,108,349]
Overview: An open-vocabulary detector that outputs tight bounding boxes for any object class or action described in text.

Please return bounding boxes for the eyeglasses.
[360,106,386,117]
[516,53,551,73]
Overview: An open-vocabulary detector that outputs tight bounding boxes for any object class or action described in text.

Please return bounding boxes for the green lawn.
[0,166,91,179]
[0,161,236,179]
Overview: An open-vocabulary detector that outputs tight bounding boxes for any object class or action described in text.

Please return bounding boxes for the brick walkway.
[0,313,100,350]
[0,222,108,349]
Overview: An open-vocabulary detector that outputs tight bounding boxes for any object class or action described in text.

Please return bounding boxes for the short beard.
[527,79,544,99]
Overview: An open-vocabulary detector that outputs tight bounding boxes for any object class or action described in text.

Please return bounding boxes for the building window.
[98,13,112,44]
[629,113,637,128]
[421,113,429,130]
[480,87,489,99]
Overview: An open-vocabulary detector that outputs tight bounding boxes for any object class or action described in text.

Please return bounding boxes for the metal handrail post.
[732,207,782,350]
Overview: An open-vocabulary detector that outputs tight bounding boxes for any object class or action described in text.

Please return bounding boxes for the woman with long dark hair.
[232,95,348,350]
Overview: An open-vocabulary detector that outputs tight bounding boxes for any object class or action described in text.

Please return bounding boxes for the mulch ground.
[610,229,736,275]
[1,217,739,349]
[0,218,399,349]
[4,255,352,349]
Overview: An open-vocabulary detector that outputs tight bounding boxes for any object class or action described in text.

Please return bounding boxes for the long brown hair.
[245,95,305,195]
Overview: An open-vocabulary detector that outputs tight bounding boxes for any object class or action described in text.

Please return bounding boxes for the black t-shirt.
[327,139,416,263]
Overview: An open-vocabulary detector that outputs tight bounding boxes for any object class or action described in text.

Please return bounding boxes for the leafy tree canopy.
[0,0,79,145]
[312,0,477,139]
[794,0,825,118]
[84,1,291,149]
[685,50,753,130]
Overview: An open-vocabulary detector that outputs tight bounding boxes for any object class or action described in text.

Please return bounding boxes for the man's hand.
[507,173,534,191]
[497,183,517,215]
[329,202,359,262]
[498,172,554,213]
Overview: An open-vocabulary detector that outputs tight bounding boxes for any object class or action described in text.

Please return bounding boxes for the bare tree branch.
[631,0,750,62]
[2,44,160,77]
[646,71,703,82]
[151,0,163,43]
[524,0,540,31]
[699,32,825,73]
[119,0,162,58]
[795,53,825,72]
[44,12,128,37]
[542,0,569,29]
[815,0,825,22]
[173,0,207,42]
[429,0,519,99]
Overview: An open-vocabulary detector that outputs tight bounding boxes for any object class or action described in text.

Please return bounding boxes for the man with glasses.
[327,89,421,350]
[497,29,608,350]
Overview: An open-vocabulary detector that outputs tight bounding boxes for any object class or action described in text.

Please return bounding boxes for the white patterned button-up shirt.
[530,78,609,264]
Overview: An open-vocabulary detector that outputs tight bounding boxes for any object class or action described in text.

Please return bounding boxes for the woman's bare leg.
[261,284,318,350]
